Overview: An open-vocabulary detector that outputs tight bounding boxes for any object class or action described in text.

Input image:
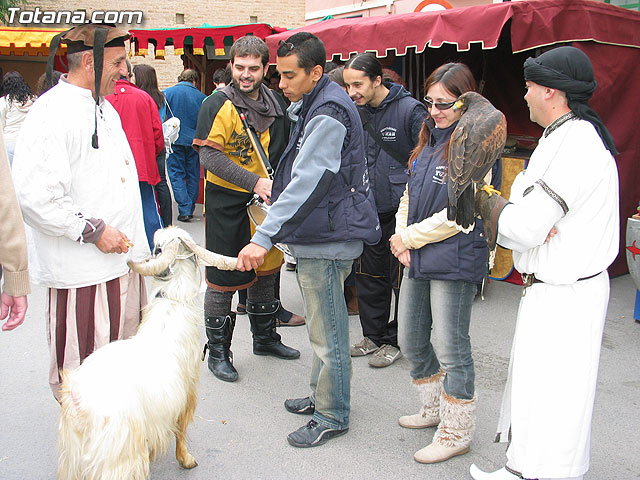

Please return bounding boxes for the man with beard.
[193,36,299,383]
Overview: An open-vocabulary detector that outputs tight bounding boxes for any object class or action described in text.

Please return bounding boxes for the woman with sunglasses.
[389,62,501,464]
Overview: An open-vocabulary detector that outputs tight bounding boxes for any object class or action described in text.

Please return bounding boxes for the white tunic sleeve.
[497,187,565,252]
[12,116,87,241]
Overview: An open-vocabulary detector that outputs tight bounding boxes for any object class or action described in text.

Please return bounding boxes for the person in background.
[343,53,427,368]
[470,46,619,480]
[327,66,346,90]
[107,61,165,250]
[382,68,406,87]
[36,70,63,96]
[0,71,36,165]
[133,63,173,227]
[163,69,206,222]
[212,66,231,91]
[11,24,149,401]
[268,72,282,94]
[0,129,30,331]
[389,62,501,464]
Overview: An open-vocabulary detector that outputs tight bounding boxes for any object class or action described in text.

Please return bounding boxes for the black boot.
[203,314,239,382]
[247,300,300,359]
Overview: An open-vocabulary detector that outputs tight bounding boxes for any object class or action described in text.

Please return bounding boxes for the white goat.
[57,227,237,480]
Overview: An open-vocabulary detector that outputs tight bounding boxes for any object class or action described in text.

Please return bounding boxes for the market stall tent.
[267,0,640,277]
[0,27,68,90]
[130,23,286,95]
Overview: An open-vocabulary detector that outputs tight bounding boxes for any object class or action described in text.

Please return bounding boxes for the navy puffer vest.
[272,75,381,246]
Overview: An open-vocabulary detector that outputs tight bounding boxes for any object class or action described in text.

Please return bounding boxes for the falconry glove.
[474,184,509,250]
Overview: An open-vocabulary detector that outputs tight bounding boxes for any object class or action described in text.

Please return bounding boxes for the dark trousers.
[156,150,172,227]
[355,210,402,348]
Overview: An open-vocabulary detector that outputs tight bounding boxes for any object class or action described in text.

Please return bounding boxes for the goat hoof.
[179,454,198,469]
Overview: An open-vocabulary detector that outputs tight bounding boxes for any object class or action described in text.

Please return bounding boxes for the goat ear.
[180,236,237,271]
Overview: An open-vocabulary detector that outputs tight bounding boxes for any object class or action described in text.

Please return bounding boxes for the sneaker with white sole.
[350,337,379,357]
[368,344,402,368]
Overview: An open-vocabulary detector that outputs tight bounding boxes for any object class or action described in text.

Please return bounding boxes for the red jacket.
[107,79,163,185]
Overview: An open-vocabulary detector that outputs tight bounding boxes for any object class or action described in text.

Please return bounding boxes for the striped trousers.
[46,271,146,400]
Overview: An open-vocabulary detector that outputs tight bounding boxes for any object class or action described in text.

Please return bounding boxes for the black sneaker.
[284,396,315,414]
[287,420,348,448]
[177,214,192,223]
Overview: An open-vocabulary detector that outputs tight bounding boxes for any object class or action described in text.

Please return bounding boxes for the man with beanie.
[237,32,381,447]
[193,35,299,383]
[12,24,149,401]
[470,46,619,480]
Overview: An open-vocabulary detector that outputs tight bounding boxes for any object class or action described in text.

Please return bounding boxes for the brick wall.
[11,1,305,90]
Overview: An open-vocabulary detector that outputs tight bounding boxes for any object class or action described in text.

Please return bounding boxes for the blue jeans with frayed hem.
[296,258,353,430]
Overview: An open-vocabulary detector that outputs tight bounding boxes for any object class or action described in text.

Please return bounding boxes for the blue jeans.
[166,144,199,216]
[397,274,476,400]
[296,258,353,430]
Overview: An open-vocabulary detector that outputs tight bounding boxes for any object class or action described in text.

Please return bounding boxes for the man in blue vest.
[163,69,206,222]
[237,32,381,448]
[343,54,427,368]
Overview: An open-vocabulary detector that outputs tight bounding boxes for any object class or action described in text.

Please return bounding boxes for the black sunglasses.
[278,40,295,52]
[423,97,457,110]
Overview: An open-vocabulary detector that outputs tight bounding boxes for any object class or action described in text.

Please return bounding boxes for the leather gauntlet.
[475,187,509,250]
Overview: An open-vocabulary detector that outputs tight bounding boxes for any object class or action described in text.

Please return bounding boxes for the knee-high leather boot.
[203,314,238,382]
[247,299,300,359]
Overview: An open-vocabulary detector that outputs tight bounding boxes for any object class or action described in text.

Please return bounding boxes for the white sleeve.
[12,122,87,241]
[497,185,565,252]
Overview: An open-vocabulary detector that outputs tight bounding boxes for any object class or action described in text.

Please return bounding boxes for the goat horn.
[127,239,181,276]
[180,236,237,271]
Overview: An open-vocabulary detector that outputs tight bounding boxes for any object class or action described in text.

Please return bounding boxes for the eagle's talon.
[481,184,501,197]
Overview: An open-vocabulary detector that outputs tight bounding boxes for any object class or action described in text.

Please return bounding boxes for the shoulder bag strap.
[358,107,408,166]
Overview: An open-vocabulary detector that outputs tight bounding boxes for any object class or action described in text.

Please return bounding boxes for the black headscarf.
[523,46,617,156]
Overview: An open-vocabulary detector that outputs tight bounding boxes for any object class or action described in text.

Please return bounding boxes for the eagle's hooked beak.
[452,99,464,112]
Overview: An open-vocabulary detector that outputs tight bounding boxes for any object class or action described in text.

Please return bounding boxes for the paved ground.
[1,205,639,479]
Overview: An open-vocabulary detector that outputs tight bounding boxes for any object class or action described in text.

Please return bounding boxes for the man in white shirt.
[470,46,619,480]
[12,24,149,401]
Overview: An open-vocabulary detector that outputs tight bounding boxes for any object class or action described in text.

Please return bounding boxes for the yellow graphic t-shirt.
[204,100,271,191]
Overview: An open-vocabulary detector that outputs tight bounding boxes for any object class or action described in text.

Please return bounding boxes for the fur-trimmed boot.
[399,370,444,429]
[247,299,300,359]
[203,314,238,382]
[414,391,476,464]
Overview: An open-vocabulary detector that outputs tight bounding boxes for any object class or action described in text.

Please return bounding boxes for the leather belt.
[521,271,603,289]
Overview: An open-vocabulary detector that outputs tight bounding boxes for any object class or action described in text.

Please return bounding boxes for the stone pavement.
[1,205,639,479]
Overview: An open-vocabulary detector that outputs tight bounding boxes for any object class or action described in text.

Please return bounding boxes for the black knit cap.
[523,46,617,155]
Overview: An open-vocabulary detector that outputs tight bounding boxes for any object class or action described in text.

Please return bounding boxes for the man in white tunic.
[470,46,619,480]
[12,24,150,401]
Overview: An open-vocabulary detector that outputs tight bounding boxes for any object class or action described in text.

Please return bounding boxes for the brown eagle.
[447,91,507,230]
